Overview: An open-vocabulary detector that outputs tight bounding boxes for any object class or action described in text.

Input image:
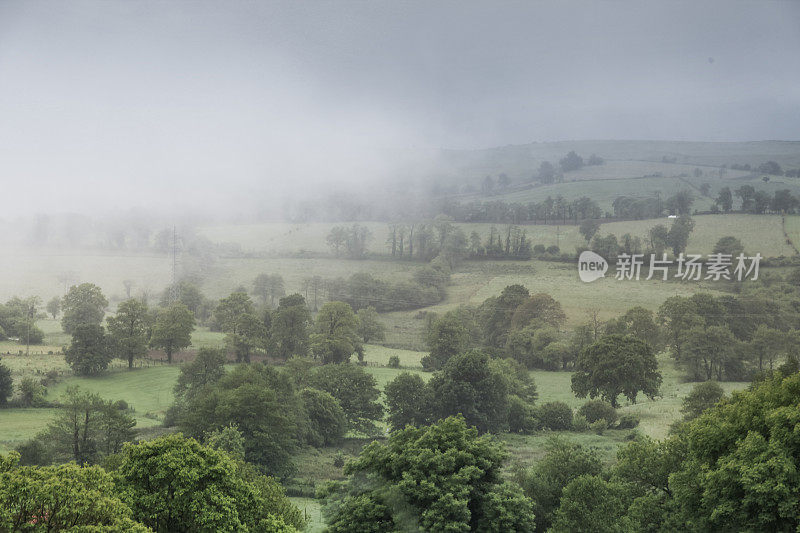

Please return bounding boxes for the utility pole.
[555,226,562,249]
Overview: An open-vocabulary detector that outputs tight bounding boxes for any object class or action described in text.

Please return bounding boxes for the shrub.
[578,399,617,426]
[590,419,607,435]
[333,451,346,468]
[616,413,640,429]
[388,355,400,368]
[572,413,589,432]
[17,377,47,408]
[536,401,573,430]
[508,394,537,433]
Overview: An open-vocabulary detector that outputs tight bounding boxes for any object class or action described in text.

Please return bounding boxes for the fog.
[0,0,798,217]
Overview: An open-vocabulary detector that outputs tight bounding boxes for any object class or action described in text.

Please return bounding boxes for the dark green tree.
[272,294,311,359]
[308,363,383,435]
[423,312,468,370]
[150,302,195,364]
[680,380,724,420]
[515,438,603,531]
[0,359,12,407]
[384,372,432,431]
[326,416,535,532]
[355,306,385,344]
[310,301,360,364]
[0,454,149,531]
[106,298,151,369]
[571,334,662,407]
[713,235,745,257]
[300,388,347,446]
[65,324,112,375]
[666,216,695,256]
[114,434,305,532]
[178,364,304,476]
[174,347,227,400]
[428,350,509,433]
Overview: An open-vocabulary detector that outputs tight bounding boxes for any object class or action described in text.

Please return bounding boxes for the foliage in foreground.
[321,416,535,533]
[517,368,800,532]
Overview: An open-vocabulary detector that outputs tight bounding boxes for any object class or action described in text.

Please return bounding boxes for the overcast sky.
[0,1,798,215]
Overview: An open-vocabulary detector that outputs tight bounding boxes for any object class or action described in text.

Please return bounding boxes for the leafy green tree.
[572,334,662,407]
[668,372,800,530]
[679,325,739,381]
[215,292,264,362]
[713,235,745,257]
[107,298,151,369]
[150,302,195,364]
[750,324,787,371]
[616,306,661,348]
[0,453,149,531]
[384,372,432,431]
[272,294,311,359]
[657,295,699,361]
[510,293,566,330]
[515,438,603,531]
[205,424,246,461]
[229,311,266,363]
[716,186,733,212]
[114,434,304,532]
[300,388,347,446]
[579,218,601,242]
[17,377,47,407]
[46,296,61,319]
[326,416,535,532]
[65,324,112,375]
[423,312,468,370]
[310,301,360,364]
[680,380,724,420]
[666,216,695,256]
[535,401,573,430]
[174,347,226,400]
[559,150,584,172]
[29,387,135,465]
[355,306,385,344]
[480,284,530,349]
[551,475,632,533]
[488,357,537,403]
[178,364,304,476]
[61,283,108,335]
[591,233,620,262]
[0,360,11,407]
[577,399,617,426]
[308,363,383,435]
[648,224,670,255]
[325,493,396,533]
[428,350,509,433]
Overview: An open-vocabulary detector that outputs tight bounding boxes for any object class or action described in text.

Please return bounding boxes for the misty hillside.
[435,140,800,180]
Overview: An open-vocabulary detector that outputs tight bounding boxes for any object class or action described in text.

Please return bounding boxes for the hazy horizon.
[1,1,799,216]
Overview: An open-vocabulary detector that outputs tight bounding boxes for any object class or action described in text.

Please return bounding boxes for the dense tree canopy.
[571,334,662,407]
[65,324,112,375]
[324,416,535,532]
[114,434,304,532]
[0,453,149,532]
[310,301,360,364]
